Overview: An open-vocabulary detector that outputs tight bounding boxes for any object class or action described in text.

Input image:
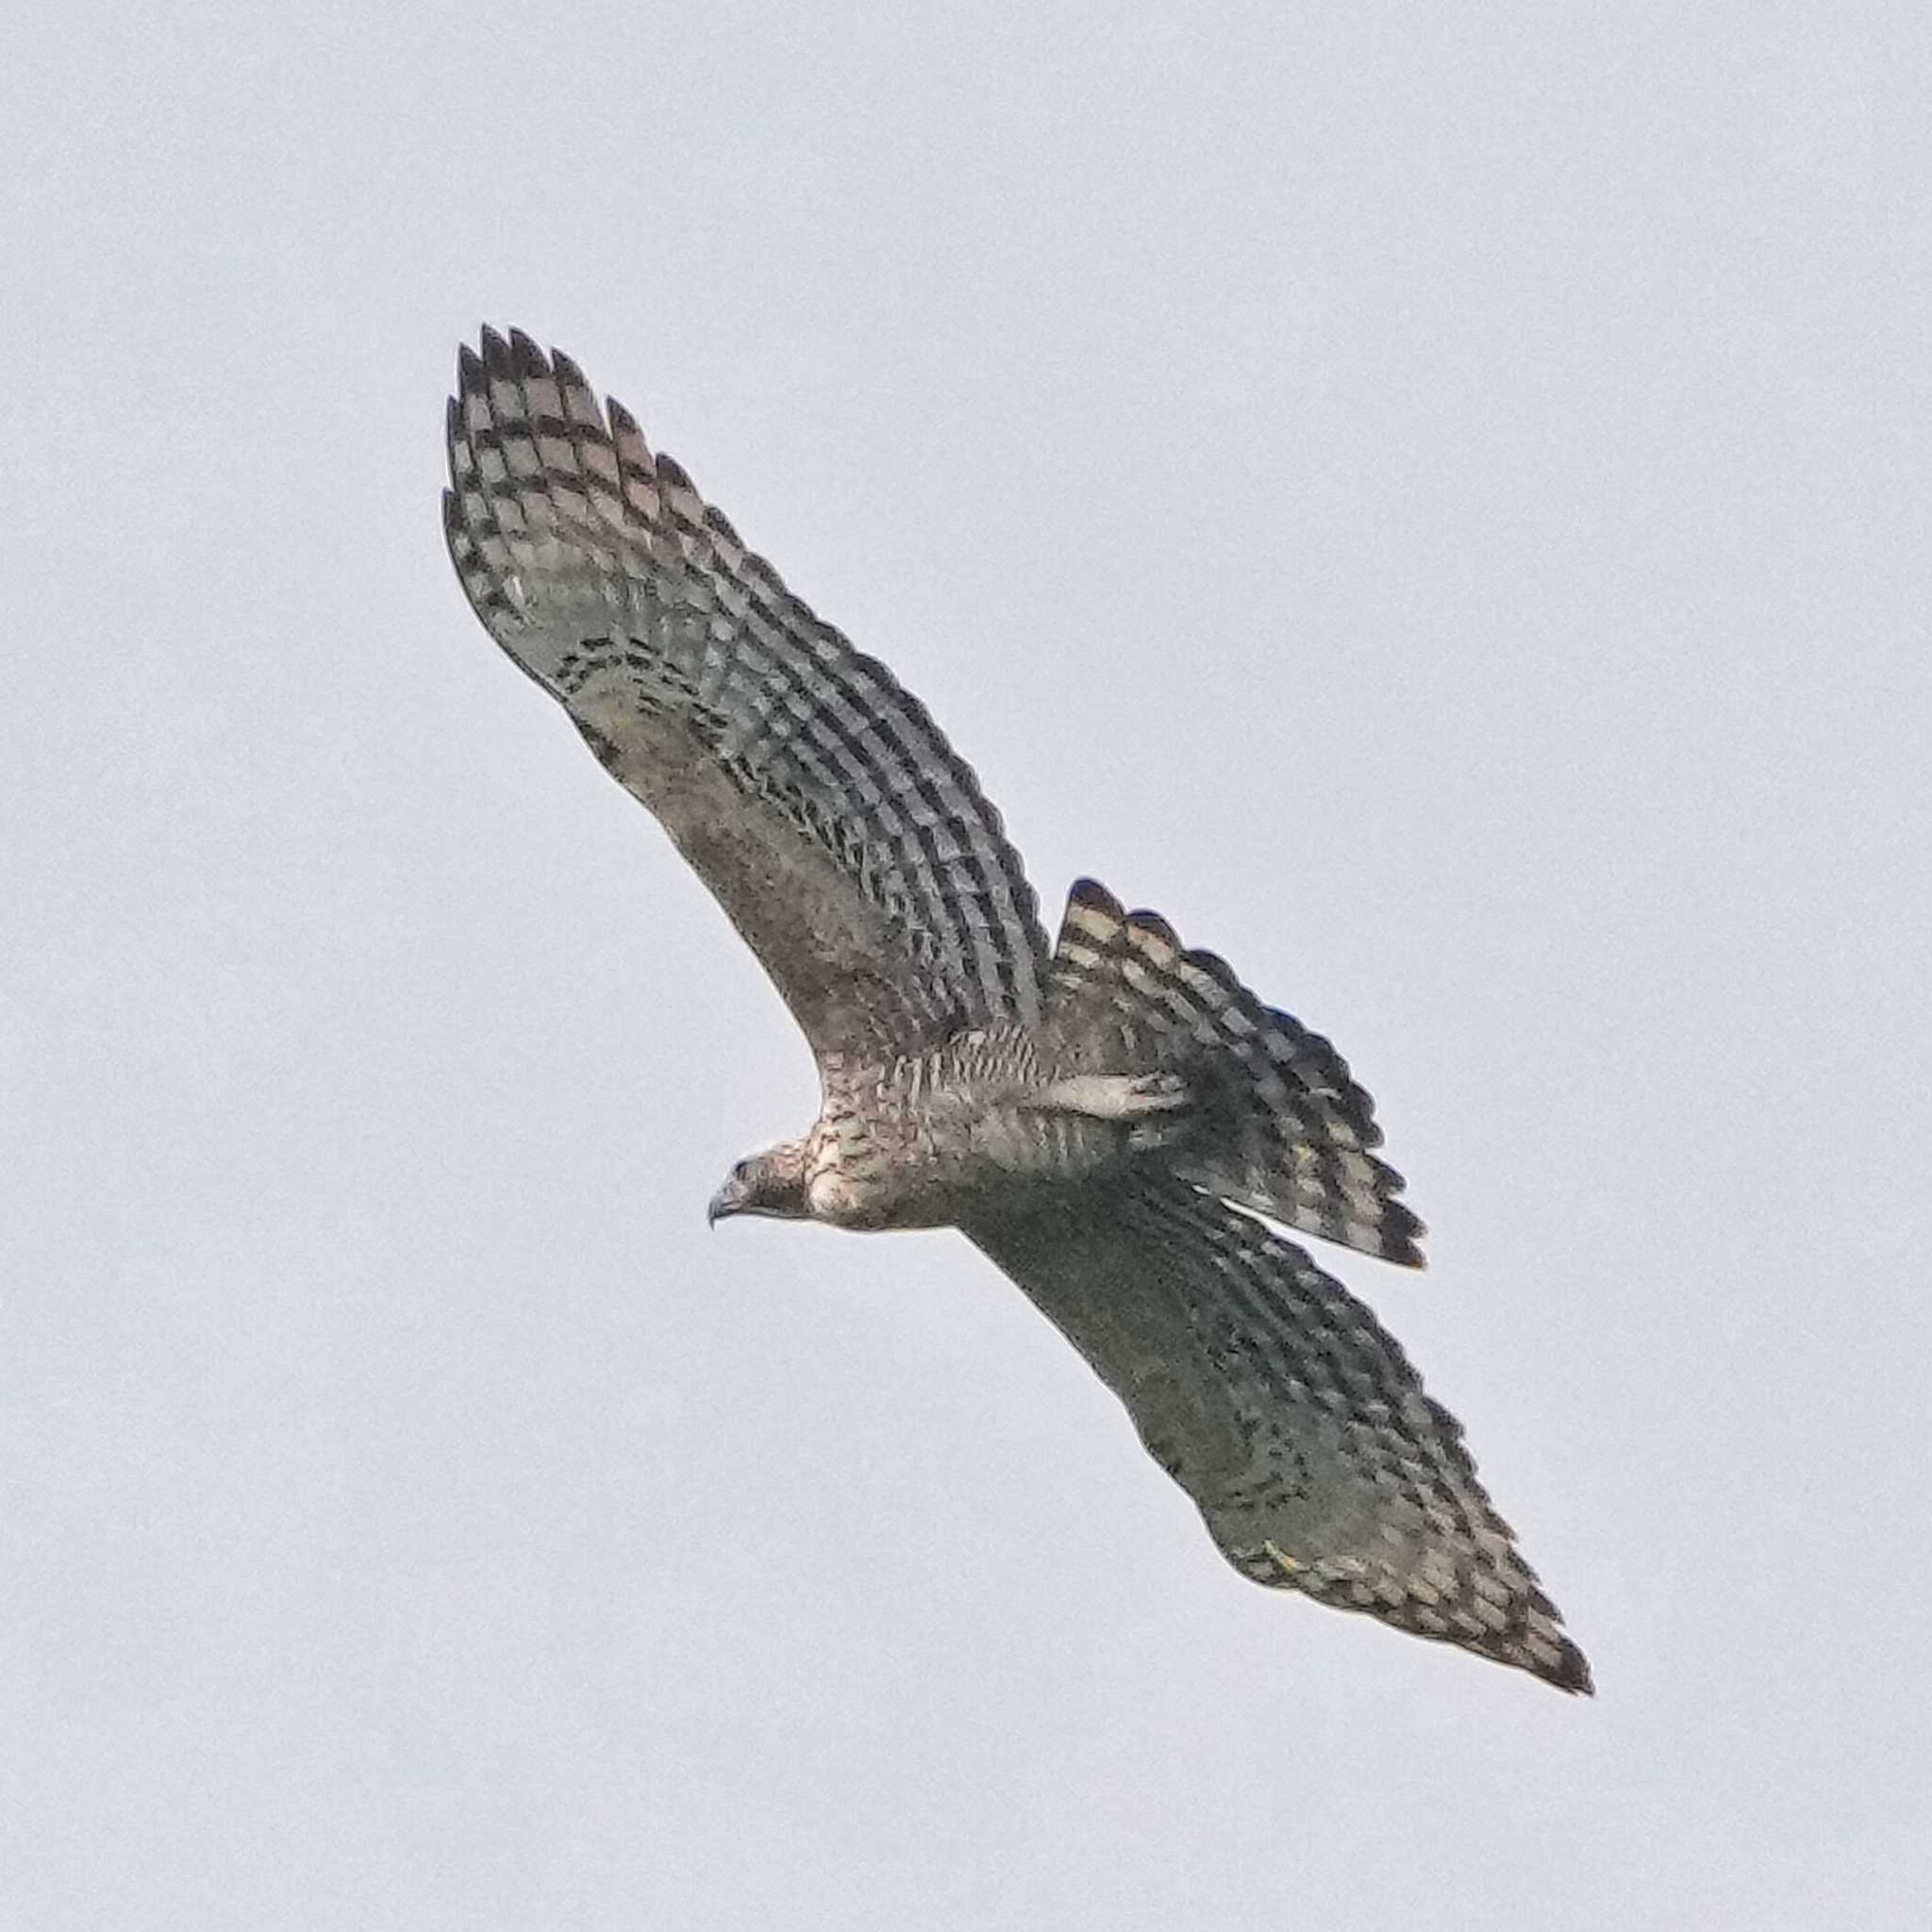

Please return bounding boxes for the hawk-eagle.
[443,326,1591,1694]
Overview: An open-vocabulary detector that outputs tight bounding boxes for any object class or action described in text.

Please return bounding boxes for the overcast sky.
[4,4,1929,1927]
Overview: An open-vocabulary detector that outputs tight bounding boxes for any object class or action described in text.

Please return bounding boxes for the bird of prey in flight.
[443,326,1591,1694]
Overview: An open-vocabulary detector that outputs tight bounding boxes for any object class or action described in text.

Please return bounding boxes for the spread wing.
[443,326,1048,1060]
[963,1177,1591,1692]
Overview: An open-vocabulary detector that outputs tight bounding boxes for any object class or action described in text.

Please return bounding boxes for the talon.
[1126,1073,1190,1111]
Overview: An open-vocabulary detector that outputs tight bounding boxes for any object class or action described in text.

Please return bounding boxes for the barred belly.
[806,1029,1121,1229]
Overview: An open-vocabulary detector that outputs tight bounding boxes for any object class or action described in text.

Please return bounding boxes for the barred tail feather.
[1045,879,1425,1267]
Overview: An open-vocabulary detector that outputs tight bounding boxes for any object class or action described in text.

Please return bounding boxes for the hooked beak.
[706,1181,738,1229]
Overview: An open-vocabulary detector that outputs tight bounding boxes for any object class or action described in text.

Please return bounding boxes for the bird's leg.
[1027,1073,1191,1120]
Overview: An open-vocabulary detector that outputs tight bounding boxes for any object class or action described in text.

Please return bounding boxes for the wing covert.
[443,325,1048,1059]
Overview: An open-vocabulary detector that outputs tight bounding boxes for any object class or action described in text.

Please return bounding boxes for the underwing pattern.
[443,326,1591,1693]
[446,326,1046,1055]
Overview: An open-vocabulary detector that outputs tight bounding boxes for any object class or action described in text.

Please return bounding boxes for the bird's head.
[707,1141,810,1226]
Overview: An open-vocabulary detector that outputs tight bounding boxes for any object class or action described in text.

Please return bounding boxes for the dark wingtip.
[1373,1190,1427,1268]
[1067,876,1124,920]
[1182,944,1244,996]
[1128,908,1182,950]
[478,324,512,375]
[1546,1639,1595,1696]
[508,326,548,376]
[456,341,485,392]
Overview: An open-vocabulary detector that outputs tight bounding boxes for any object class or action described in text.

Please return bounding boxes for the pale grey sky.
[4,4,1929,1926]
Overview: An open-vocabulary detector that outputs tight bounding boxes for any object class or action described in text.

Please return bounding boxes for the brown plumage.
[443,326,1591,1694]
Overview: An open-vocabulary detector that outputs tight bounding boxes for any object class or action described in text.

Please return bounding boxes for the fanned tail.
[1043,879,1425,1267]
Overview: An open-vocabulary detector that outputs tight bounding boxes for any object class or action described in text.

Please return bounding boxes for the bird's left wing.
[962,1176,1591,1692]
[444,327,1048,1060]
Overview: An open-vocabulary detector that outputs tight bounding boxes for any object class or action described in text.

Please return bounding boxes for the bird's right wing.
[962,1176,1591,1692]
[444,327,1048,1061]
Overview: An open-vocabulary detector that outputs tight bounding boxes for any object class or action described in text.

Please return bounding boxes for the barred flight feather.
[966,1177,1589,1693]
[444,325,1047,1058]
[1045,879,1425,1266]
